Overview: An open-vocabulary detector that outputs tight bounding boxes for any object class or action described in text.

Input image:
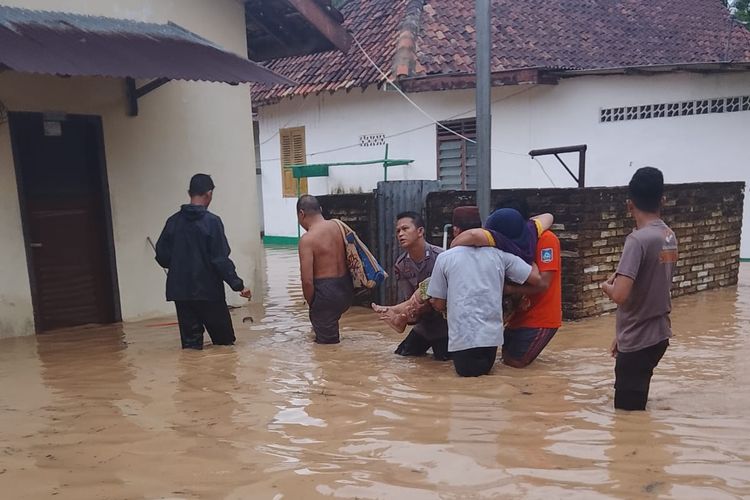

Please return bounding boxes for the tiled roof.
[252,0,402,105]
[417,0,750,75]
[253,0,750,105]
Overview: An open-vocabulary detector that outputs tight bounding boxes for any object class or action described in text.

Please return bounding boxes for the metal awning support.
[529,144,587,188]
[125,77,171,117]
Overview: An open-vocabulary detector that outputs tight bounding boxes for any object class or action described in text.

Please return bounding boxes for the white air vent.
[600,95,750,123]
[360,133,386,147]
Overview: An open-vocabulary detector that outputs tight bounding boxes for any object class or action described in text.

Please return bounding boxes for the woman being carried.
[372,208,553,332]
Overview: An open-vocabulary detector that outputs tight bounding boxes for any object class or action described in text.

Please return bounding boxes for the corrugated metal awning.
[0,5,295,86]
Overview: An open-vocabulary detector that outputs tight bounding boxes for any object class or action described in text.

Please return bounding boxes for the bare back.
[305,219,348,279]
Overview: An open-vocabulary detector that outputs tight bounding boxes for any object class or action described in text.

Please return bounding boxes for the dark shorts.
[309,275,353,344]
[175,300,235,349]
[452,346,498,377]
[502,327,558,367]
[614,339,669,411]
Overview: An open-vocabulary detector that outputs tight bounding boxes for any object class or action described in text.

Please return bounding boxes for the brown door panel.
[10,112,118,332]
[27,197,114,330]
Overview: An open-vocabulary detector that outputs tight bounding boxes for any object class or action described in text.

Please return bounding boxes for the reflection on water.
[0,246,749,499]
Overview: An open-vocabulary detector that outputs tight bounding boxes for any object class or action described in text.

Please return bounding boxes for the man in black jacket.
[155,174,252,349]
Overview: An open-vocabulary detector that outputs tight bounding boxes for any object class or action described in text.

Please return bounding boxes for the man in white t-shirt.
[427,246,542,377]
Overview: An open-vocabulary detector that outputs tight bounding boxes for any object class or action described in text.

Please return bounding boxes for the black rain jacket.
[155,204,243,301]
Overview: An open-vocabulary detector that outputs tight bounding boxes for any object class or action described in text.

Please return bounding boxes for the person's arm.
[602,273,635,305]
[299,235,315,305]
[505,270,554,296]
[504,254,541,287]
[209,218,246,293]
[525,262,542,287]
[450,228,494,248]
[394,260,413,302]
[430,297,447,312]
[396,281,413,303]
[531,213,554,234]
[426,255,448,312]
[154,219,173,269]
[601,236,641,305]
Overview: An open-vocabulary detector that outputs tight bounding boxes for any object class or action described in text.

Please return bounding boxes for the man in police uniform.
[392,208,481,359]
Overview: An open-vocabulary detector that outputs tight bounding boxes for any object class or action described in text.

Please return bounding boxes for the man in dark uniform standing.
[155,174,252,349]
[391,208,481,359]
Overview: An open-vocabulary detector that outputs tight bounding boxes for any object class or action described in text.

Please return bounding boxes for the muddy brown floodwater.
[1,247,749,499]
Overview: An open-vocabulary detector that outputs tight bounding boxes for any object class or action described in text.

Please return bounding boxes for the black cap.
[189,173,215,195]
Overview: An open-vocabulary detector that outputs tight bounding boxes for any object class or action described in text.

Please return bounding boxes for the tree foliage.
[725,0,750,25]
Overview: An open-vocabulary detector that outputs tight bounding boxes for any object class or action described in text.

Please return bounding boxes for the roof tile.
[253,0,750,105]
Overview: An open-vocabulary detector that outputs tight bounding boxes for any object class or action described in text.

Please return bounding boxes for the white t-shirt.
[427,246,532,352]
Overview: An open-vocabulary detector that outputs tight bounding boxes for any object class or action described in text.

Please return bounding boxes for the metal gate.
[376,180,440,304]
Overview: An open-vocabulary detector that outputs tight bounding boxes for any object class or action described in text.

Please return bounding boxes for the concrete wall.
[0,0,259,337]
[257,72,750,258]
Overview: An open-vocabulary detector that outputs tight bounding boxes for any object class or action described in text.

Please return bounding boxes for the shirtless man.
[297,194,353,344]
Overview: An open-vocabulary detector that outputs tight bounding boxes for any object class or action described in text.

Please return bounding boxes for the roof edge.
[399,67,558,92]
[253,60,750,106]
[397,61,750,93]
[252,80,383,107]
[0,5,296,86]
[549,61,750,76]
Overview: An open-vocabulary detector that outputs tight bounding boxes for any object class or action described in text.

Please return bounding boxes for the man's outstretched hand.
[239,288,253,299]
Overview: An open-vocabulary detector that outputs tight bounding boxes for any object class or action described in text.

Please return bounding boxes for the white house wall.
[0,0,259,337]
[0,118,34,337]
[259,72,750,258]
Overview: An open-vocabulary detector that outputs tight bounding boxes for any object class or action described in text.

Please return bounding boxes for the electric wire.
[258,33,555,185]
[533,157,558,187]
[351,31,528,157]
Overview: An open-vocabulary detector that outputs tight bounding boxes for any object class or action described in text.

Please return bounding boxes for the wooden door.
[10,113,118,331]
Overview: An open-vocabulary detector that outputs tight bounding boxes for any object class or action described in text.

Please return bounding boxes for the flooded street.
[1,246,749,499]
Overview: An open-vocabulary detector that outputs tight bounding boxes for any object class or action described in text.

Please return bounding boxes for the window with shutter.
[436,118,477,190]
[280,126,307,197]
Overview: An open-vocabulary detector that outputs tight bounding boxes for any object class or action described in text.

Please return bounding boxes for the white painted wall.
[0,0,259,337]
[0,120,35,337]
[258,72,750,258]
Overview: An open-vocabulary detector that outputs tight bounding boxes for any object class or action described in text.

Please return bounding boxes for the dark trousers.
[394,329,450,360]
[394,314,450,360]
[614,339,669,410]
[175,301,236,349]
[452,346,498,377]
